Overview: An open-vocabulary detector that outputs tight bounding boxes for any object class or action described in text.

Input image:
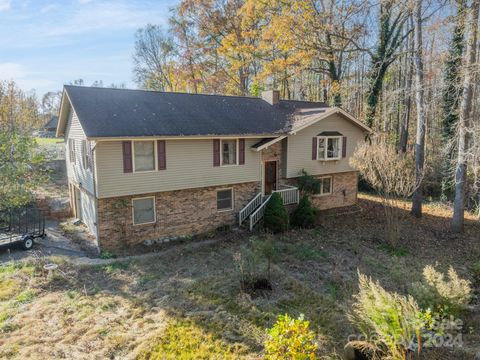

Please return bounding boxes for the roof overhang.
[56,89,73,138]
[289,107,373,135]
[251,136,287,152]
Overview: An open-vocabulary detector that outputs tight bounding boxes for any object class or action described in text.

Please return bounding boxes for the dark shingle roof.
[64,86,328,138]
[44,116,58,130]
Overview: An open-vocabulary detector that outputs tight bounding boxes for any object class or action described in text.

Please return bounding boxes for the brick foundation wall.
[288,171,358,210]
[97,181,260,251]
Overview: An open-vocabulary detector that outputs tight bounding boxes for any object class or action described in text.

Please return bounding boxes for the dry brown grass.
[0,194,479,359]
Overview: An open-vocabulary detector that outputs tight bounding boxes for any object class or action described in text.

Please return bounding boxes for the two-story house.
[56,86,371,251]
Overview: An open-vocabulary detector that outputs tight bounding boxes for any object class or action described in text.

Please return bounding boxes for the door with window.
[264,161,277,195]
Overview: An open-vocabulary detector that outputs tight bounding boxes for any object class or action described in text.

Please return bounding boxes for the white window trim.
[220,139,239,167]
[314,176,333,197]
[68,139,75,164]
[132,140,157,173]
[81,140,88,170]
[317,136,342,161]
[132,196,157,226]
[216,188,234,212]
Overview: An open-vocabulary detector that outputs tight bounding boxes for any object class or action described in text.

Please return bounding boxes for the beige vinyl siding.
[79,189,98,238]
[96,139,262,198]
[286,113,366,178]
[65,109,96,195]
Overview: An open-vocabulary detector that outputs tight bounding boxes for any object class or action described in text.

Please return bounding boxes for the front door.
[264,161,277,195]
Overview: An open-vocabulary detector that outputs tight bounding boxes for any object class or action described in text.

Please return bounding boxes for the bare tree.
[452,0,480,232]
[411,0,427,218]
[351,136,418,247]
[133,24,176,91]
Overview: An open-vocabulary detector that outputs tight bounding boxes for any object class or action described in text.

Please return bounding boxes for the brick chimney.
[261,90,280,105]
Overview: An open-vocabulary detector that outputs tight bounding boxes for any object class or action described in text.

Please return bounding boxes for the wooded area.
[132,0,480,231]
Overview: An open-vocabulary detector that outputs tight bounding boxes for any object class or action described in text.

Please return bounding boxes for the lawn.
[34,137,64,146]
[0,194,479,359]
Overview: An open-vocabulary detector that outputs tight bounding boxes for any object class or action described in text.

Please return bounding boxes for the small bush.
[471,261,480,280]
[348,272,424,359]
[100,250,115,259]
[297,170,321,194]
[412,265,472,317]
[265,314,318,359]
[234,236,278,295]
[263,192,289,233]
[290,195,316,229]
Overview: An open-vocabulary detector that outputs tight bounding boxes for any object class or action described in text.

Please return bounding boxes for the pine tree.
[290,195,316,229]
[263,193,289,233]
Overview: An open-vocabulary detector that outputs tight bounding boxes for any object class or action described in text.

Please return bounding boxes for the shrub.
[297,170,321,194]
[233,236,279,294]
[412,265,472,317]
[290,195,316,229]
[265,314,318,360]
[348,272,424,359]
[263,192,289,233]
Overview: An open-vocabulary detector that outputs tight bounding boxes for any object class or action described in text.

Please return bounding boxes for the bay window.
[317,136,341,160]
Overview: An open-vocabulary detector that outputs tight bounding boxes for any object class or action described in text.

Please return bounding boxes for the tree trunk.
[411,2,426,218]
[399,28,414,153]
[452,0,480,232]
[441,0,467,201]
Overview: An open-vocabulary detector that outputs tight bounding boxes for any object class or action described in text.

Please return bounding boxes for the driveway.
[0,219,89,263]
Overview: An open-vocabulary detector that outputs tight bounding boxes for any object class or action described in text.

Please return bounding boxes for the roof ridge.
[64,85,264,101]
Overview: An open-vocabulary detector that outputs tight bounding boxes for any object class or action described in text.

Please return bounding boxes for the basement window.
[132,197,156,225]
[317,176,332,196]
[217,189,233,211]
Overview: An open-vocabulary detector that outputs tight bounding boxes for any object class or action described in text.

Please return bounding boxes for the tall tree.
[0,81,47,210]
[133,24,177,91]
[365,0,410,128]
[452,0,479,232]
[411,0,427,218]
[440,0,467,200]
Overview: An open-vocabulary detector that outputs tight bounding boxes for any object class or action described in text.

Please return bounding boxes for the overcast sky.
[0,0,176,95]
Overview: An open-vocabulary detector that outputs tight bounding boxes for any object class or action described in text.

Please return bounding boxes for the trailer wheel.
[22,236,34,250]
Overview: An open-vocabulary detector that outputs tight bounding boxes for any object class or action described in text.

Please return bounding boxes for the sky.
[0,0,177,95]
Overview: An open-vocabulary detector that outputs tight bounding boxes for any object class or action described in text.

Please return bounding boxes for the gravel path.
[0,219,88,263]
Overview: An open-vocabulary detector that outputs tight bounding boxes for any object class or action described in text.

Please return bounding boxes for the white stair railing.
[249,195,272,231]
[239,192,262,226]
[273,185,299,205]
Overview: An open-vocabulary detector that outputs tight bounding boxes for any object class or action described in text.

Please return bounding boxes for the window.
[69,139,76,163]
[134,141,155,172]
[317,176,332,195]
[317,136,341,160]
[221,139,237,166]
[132,197,156,225]
[82,140,92,170]
[217,189,233,211]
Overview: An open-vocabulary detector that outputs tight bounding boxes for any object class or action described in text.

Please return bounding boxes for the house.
[43,116,59,137]
[56,86,371,251]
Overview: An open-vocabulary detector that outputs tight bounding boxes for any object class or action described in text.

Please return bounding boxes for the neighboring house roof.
[44,116,58,130]
[57,86,372,138]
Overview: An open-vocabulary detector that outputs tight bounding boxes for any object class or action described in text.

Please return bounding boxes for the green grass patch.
[137,274,156,286]
[101,262,130,274]
[34,137,63,146]
[137,319,250,360]
[0,279,20,301]
[289,243,328,261]
[378,244,408,257]
[14,289,36,304]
